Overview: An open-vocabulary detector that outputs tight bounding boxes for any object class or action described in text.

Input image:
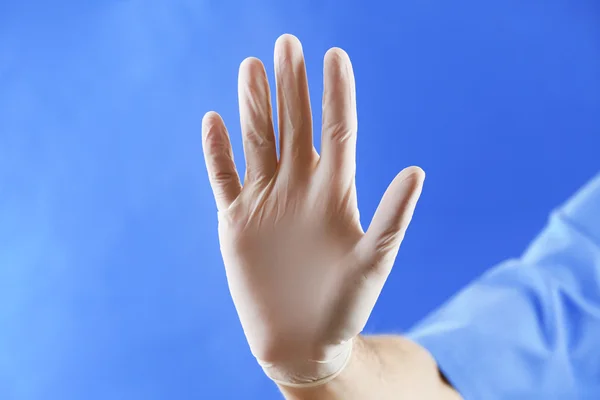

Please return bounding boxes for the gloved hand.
[202,34,425,388]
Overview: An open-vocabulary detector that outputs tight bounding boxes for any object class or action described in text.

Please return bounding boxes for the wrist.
[276,335,377,400]
[257,338,354,388]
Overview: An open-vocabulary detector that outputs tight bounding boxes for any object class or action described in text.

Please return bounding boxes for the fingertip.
[274,34,304,66]
[324,47,351,65]
[239,57,266,77]
[275,33,302,50]
[202,111,223,131]
[398,166,426,186]
[202,112,229,151]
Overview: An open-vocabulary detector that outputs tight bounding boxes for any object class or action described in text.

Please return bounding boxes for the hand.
[202,34,425,387]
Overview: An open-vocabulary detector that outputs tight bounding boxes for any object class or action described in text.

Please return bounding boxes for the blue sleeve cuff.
[407,325,488,399]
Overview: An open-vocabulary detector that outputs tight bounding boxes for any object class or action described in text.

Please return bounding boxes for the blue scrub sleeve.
[407,174,600,400]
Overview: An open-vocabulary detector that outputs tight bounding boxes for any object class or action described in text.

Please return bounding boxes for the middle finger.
[274,34,317,174]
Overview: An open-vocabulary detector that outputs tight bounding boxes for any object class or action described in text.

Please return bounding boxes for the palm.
[217,159,365,356]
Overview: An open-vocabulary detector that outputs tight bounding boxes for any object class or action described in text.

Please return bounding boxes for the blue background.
[1,1,598,399]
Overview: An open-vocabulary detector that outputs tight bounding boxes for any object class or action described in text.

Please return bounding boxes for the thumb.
[361,166,425,274]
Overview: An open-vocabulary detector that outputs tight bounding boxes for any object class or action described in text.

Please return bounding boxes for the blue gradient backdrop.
[1,1,598,399]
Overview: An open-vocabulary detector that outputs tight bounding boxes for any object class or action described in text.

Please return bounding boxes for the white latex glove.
[202,34,425,388]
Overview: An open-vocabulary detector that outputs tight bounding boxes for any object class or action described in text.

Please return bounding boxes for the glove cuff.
[256,338,354,388]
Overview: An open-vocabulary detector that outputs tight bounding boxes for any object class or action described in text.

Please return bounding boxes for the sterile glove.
[202,34,425,388]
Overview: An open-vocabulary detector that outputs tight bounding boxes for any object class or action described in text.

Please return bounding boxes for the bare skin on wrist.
[279,335,461,400]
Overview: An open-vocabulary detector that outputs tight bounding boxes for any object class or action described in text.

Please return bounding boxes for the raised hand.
[202,34,424,388]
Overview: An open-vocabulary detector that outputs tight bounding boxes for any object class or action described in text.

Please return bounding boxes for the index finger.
[319,47,358,181]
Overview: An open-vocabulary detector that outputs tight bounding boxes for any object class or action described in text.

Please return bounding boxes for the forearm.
[278,335,461,400]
